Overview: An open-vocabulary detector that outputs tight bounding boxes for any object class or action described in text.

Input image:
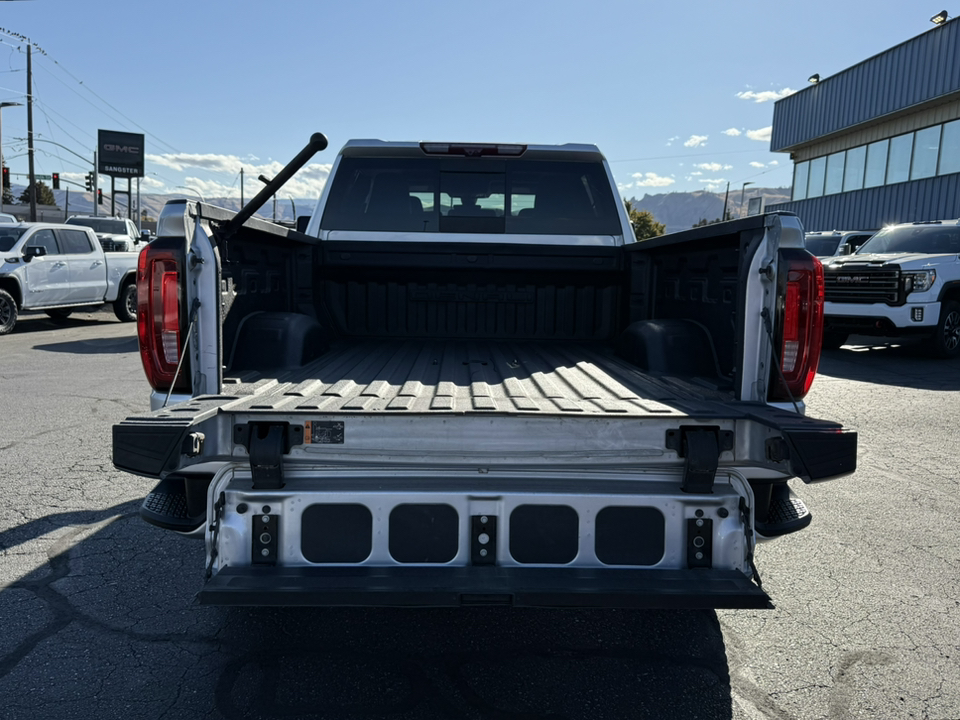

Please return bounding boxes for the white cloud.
[736,88,796,103]
[684,135,708,148]
[698,178,727,184]
[143,152,332,198]
[690,171,703,176]
[746,126,772,143]
[722,128,742,137]
[750,161,766,168]
[631,172,675,187]
[694,162,733,172]
[665,135,680,147]
[769,160,780,166]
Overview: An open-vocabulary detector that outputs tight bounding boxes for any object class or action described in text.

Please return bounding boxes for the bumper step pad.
[755,484,812,538]
[140,475,206,532]
[199,566,772,609]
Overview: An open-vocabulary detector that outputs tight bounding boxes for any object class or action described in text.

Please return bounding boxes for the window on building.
[824,151,846,195]
[911,126,941,180]
[807,156,826,198]
[864,139,889,188]
[939,119,960,176]
[886,133,914,184]
[843,146,866,191]
[792,161,809,201]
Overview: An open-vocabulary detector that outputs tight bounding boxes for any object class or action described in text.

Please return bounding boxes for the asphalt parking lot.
[1,310,958,719]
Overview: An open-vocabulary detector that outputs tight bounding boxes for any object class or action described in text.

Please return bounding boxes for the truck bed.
[220,338,731,417]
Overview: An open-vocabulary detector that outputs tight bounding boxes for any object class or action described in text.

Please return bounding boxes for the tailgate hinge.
[666,426,734,494]
[234,423,304,489]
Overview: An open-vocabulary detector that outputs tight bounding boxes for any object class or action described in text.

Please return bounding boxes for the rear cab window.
[321,155,623,237]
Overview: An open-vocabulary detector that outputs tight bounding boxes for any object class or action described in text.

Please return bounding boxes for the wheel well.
[0,276,22,308]
[941,287,960,306]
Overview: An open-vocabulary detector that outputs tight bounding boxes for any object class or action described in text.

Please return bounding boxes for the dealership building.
[769,15,960,231]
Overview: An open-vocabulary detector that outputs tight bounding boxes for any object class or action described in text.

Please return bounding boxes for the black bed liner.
[115,338,856,483]
[221,339,729,416]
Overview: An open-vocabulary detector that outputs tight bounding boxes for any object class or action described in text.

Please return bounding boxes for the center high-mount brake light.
[770,249,824,402]
[137,241,190,393]
[419,142,526,157]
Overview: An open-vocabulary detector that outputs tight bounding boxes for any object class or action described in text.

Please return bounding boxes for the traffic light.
[84,172,93,191]
[2,166,8,190]
[97,189,103,205]
[52,173,60,190]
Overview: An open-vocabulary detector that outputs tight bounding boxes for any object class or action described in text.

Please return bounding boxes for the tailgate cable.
[760,307,802,415]
[204,492,225,580]
[163,299,202,408]
[739,497,763,589]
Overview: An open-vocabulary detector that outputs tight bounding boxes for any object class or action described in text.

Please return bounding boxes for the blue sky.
[0,1,947,204]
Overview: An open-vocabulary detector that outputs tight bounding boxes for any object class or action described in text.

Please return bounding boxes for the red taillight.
[137,242,190,392]
[770,250,824,402]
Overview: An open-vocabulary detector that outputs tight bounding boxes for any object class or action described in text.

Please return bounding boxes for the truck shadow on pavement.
[32,335,139,355]
[0,503,735,720]
[818,339,960,391]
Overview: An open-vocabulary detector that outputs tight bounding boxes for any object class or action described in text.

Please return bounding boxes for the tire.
[821,331,848,350]
[0,289,17,335]
[113,281,138,322]
[927,300,960,358]
[45,308,74,321]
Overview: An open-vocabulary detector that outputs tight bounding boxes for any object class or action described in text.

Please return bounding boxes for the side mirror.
[23,245,47,260]
[296,215,311,233]
[141,229,153,240]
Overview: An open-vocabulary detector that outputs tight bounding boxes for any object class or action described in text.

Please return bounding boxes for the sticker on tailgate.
[304,421,345,444]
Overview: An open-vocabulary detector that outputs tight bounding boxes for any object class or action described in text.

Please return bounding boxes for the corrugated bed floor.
[219,340,732,417]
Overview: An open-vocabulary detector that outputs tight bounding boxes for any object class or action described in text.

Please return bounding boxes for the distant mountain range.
[6,185,792,233]
[627,187,792,234]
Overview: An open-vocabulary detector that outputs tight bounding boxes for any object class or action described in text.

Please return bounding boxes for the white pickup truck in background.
[0,221,140,334]
[822,219,960,355]
[65,215,149,253]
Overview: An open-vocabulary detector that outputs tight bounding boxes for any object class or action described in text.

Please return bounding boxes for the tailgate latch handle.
[234,422,305,490]
[666,426,734,494]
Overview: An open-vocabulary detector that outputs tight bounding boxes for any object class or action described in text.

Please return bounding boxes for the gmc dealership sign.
[98,129,144,177]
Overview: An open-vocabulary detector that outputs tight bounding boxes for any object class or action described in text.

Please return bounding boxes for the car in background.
[805,230,875,258]
[64,215,144,252]
[821,219,960,356]
[0,212,18,224]
[0,221,139,333]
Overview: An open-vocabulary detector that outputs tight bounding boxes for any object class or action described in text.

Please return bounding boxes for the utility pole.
[27,42,36,222]
[721,182,730,222]
[240,167,244,208]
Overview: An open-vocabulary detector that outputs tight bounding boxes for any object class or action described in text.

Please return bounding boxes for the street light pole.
[175,185,205,201]
[740,182,754,218]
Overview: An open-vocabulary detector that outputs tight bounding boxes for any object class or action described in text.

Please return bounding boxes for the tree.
[17,181,57,206]
[692,209,733,228]
[623,199,666,242]
[2,185,12,205]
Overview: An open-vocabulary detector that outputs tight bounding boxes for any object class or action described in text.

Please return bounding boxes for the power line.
[0,27,181,155]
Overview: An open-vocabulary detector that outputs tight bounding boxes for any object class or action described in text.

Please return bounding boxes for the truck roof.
[338,139,606,162]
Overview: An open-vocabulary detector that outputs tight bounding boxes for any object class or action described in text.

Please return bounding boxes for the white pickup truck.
[0,221,140,334]
[821,219,960,355]
[113,135,857,609]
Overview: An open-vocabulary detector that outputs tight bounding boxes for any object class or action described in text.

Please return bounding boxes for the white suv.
[821,219,960,356]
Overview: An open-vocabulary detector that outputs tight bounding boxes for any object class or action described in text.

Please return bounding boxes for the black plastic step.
[755,483,812,538]
[200,566,772,609]
[140,474,210,532]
